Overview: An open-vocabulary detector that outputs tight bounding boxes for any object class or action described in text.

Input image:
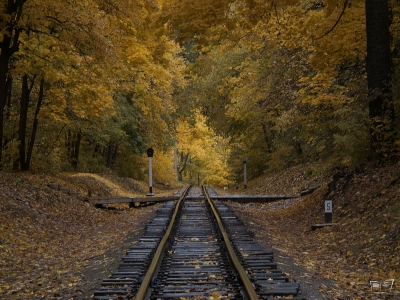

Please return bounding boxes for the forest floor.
[0,162,399,299]
[225,162,400,300]
[0,172,170,299]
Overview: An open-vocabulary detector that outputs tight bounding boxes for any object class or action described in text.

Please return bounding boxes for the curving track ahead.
[93,186,306,300]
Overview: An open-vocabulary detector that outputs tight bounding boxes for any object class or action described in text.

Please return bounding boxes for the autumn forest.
[1,0,399,186]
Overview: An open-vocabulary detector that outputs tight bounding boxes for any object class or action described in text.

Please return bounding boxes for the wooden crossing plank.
[88,188,296,205]
[211,195,297,202]
[88,195,180,204]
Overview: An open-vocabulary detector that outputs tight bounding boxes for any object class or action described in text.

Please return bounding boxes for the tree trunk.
[174,141,178,173]
[112,143,119,167]
[66,131,70,157]
[0,37,12,166]
[93,144,101,158]
[0,0,26,166]
[365,0,394,156]
[72,131,82,169]
[174,122,178,174]
[6,75,12,120]
[177,152,190,182]
[261,123,273,153]
[19,75,30,171]
[107,141,113,168]
[0,75,13,167]
[26,79,44,170]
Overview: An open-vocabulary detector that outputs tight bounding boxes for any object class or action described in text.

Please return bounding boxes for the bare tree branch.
[315,0,349,40]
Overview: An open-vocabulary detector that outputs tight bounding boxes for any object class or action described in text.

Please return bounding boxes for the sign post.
[325,199,333,223]
[312,199,334,230]
[242,157,248,189]
[146,148,155,196]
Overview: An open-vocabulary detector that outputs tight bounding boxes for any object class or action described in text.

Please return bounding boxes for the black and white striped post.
[146,148,155,196]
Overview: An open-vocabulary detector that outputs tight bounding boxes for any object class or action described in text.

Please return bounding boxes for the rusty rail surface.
[93,186,304,300]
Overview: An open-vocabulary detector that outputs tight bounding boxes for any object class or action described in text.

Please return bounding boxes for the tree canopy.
[1,0,399,185]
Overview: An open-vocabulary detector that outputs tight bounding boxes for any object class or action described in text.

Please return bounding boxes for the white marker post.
[146,148,155,196]
[312,199,334,230]
[242,156,248,189]
[325,199,333,223]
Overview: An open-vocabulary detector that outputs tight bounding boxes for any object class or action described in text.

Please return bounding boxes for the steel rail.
[134,186,190,300]
[203,186,261,300]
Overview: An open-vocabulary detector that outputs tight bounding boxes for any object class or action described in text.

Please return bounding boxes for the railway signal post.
[146,148,155,196]
[242,156,248,189]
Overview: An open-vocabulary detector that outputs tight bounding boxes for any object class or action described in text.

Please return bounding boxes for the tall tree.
[25,79,44,170]
[365,0,395,155]
[0,0,26,165]
[18,74,33,171]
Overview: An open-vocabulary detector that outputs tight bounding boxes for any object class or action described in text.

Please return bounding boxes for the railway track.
[93,186,305,300]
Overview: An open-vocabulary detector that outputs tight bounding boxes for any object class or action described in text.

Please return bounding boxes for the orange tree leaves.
[1,0,187,174]
[178,0,375,180]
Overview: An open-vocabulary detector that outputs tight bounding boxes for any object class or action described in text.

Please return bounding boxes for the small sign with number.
[325,199,333,223]
[325,200,333,213]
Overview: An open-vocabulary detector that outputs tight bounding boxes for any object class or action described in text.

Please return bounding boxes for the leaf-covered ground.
[1,163,399,299]
[227,162,400,299]
[0,172,170,299]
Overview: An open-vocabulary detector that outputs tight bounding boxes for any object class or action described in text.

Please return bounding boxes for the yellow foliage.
[176,112,233,186]
[151,150,177,184]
